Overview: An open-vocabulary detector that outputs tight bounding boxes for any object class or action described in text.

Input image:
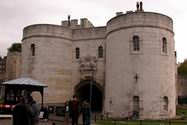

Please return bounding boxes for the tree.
[8,43,21,52]
[178,59,187,76]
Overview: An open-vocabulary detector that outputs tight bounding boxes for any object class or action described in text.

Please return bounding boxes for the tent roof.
[2,77,47,87]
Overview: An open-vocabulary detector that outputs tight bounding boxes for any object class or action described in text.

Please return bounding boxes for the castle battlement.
[21,2,176,119]
[62,18,94,29]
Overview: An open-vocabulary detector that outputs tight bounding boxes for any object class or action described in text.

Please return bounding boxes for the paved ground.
[0,113,69,125]
[0,112,101,125]
[0,113,92,125]
[0,119,96,125]
[0,119,65,125]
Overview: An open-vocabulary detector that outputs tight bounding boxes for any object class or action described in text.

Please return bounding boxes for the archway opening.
[75,81,103,112]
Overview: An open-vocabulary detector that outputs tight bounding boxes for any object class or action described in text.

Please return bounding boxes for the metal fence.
[93,119,187,125]
[92,115,187,125]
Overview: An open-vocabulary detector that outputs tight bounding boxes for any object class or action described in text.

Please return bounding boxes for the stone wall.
[22,25,72,103]
[22,24,106,104]
[0,52,21,98]
[6,52,21,80]
[105,11,176,119]
[21,10,176,119]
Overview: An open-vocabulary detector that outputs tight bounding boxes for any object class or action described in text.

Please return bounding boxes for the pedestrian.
[64,101,70,125]
[68,99,72,118]
[81,100,91,125]
[13,97,34,125]
[28,96,39,124]
[71,95,80,125]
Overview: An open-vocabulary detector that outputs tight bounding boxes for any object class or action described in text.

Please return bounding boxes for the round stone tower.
[22,24,73,103]
[105,11,176,119]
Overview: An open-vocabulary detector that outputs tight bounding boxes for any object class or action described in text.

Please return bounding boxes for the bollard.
[140,120,142,125]
[94,115,97,122]
[169,120,171,125]
[101,114,103,120]
[107,112,108,118]
[52,122,56,125]
[114,119,117,125]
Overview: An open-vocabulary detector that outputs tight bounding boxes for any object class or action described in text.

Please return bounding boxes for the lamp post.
[89,77,93,110]
[79,56,97,124]
[89,69,95,109]
[89,67,95,124]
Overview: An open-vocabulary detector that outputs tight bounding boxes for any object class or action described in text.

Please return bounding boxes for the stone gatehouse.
[21,4,176,119]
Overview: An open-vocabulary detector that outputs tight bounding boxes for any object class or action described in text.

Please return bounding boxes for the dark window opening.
[98,46,104,58]
[133,36,140,51]
[162,37,167,53]
[163,96,168,111]
[75,47,80,59]
[31,44,35,56]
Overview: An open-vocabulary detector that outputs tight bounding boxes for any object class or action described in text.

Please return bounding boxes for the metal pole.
[90,80,93,109]
[114,119,116,125]
[90,79,93,124]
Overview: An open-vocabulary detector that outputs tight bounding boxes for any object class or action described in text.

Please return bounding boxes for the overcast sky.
[0,0,186,62]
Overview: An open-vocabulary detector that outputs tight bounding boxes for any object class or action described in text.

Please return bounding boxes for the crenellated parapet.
[62,18,94,29]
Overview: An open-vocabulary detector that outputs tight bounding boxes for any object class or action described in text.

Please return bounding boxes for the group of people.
[65,95,91,125]
[12,95,91,125]
[12,96,38,125]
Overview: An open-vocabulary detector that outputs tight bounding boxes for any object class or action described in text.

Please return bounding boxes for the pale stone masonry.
[178,75,187,98]
[21,6,176,119]
[0,56,6,74]
[0,56,6,98]
[0,52,21,98]
[6,52,21,80]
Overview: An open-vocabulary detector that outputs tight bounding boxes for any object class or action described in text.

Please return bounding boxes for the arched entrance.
[75,80,103,112]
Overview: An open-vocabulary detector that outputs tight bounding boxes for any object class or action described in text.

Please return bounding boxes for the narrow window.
[133,96,139,111]
[31,44,35,56]
[98,46,104,58]
[162,37,167,53]
[163,96,168,111]
[133,36,140,51]
[133,96,140,118]
[75,47,80,59]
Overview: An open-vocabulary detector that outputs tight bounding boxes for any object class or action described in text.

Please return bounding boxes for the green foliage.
[95,119,187,125]
[178,59,187,76]
[177,107,187,120]
[178,97,187,105]
[0,98,4,103]
[95,108,187,125]
[8,43,21,52]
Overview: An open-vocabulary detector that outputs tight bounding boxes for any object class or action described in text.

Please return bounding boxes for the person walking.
[81,100,91,125]
[64,101,70,125]
[71,95,80,125]
[13,97,34,125]
[28,96,39,124]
